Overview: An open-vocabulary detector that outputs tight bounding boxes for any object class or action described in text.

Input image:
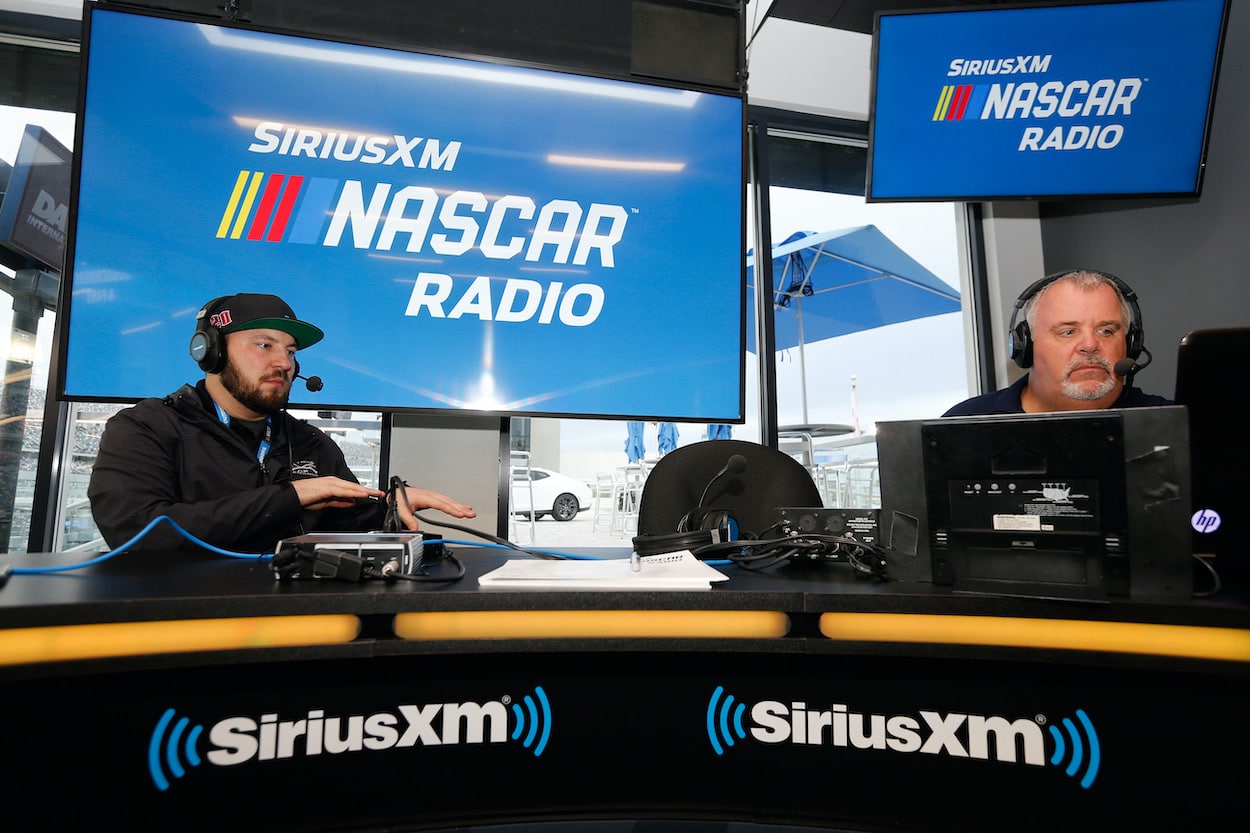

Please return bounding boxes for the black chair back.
[636,439,822,538]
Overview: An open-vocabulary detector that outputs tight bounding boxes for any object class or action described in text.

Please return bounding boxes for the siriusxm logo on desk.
[705,686,1101,789]
[146,686,551,791]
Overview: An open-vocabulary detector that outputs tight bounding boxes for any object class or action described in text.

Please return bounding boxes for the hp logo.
[509,686,552,757]
[706,685,747,755]
[1192,508,1221,534]
[1048,708,1101,789]
[148,708,204,791]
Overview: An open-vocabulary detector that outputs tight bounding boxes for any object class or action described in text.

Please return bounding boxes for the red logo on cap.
[209,310,233,328]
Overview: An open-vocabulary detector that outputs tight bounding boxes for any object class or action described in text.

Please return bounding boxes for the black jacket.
[942,374,1173,416]
[87,381,385,553]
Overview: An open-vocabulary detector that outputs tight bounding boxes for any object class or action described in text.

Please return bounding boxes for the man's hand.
[393,486,477,530]
[291,476,386,511]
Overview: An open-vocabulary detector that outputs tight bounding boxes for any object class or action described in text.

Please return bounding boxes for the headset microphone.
[291,358,323,392]
[1113,346,1152,380]
[296,373,324,392]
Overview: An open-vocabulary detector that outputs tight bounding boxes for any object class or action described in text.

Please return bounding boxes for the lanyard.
[213,401,272,465]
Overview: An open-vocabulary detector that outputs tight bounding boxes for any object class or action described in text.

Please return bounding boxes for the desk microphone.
[697,453,748,507]
[676,453,748,535]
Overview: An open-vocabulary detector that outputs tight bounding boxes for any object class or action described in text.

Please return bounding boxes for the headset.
[189,296,229,373]
[1007,269,1144,369]
[632,508,741,558]
[188,296,312,384]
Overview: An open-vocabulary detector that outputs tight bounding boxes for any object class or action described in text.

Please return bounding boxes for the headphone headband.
[1007,269,1144,369]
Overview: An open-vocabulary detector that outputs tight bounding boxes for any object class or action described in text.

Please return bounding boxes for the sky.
[554,187,970,475]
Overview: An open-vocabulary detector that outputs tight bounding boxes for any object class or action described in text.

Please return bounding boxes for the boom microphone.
[1114,346,1152,379]
[296,373,324,392]
[696,453,748,508]
[674,453,748,537]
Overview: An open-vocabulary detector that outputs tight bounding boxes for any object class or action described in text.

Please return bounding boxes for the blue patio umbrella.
[747,224,962,421]
[624,421,646,463]
[707,424,733,440]
[657,422,679,455]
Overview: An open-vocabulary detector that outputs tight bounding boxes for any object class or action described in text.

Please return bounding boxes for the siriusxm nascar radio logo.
[930,52,1143,153]
[211,121,629,328]
[147,687,551,791]
[705,686,1101,789]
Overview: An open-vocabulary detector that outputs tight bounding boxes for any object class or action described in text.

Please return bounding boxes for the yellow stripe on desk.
[394,609,790,640]
[0,615,361,667]
[820,612,1250,663]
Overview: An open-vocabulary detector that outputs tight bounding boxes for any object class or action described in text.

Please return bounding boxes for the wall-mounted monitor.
[0,123,71,272]
[867,0,1229,202]
[59,5,746,420]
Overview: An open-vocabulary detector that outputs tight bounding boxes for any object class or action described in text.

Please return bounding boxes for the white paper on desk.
[477,551,729,590]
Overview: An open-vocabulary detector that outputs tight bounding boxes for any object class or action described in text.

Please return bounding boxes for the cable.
[692,532,891,580]
[1192,553,1221,598]
[9,515,267,575]
[387,475,562,560]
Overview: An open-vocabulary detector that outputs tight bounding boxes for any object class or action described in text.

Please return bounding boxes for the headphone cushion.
[1009,320,1032,369]
[189,326,225,373]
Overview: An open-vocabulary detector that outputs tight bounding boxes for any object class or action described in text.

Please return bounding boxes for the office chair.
[635,439,822,539]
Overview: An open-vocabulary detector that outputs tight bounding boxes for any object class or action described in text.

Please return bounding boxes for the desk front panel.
[2,646,1244,832]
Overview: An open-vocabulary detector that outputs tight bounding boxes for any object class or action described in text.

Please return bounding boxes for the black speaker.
[188,296,229,373]
[1007,270,1144,369]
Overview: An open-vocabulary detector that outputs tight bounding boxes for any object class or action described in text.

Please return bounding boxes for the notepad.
[477,551,729,590]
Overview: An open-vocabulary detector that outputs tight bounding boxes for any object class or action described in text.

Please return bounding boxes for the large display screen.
[60,6,745,420]
[0,124,71,272]
[867,0,1228,201]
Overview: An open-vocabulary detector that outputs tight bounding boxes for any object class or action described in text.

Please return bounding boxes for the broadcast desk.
[1,547,1247,833]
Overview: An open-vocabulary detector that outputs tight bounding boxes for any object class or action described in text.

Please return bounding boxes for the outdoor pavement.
[502,506,632,554]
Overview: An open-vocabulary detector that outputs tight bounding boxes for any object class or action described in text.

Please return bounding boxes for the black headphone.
[1007,269,1144,369]
[632,508,741,558]
[189,296,229,373]
[190,296,312,386]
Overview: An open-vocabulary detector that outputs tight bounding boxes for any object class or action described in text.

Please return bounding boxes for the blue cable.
[9,525,731,577]
[10,515,267,575]
[434,538,732,567]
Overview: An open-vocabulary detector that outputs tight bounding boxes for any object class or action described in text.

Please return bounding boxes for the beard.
[1060,354,1118,402]
[219,358,290,416]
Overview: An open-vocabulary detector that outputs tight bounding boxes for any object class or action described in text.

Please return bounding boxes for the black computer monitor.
[1175,328,1250,578]
[877,406,1192,599]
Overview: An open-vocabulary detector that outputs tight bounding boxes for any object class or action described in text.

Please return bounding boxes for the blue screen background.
[65,9,745,420]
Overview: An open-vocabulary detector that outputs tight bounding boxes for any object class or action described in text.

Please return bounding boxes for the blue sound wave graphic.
[1048,708,1101,788]
[509,685,552,756]
[148,708,204,791]
[706,686,747,756]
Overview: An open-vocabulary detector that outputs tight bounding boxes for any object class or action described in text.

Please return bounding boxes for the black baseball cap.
[200,293,324,349]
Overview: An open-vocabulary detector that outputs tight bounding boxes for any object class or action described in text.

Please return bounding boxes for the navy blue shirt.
[943,374,1173,416]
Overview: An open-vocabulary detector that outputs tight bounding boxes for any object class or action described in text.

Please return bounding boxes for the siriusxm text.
[948,55,1053,77]
[751,701,1045,765]
[207,702,510,765]
[249,121,461,169]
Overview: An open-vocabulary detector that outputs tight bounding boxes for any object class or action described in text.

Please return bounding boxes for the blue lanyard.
[213,401,272,465]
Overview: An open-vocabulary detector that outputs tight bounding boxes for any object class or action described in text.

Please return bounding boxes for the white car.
[511,467,593,522]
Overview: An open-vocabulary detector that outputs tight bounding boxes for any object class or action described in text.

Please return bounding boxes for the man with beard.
[943,270,1171,416]
[88,293,476,552]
